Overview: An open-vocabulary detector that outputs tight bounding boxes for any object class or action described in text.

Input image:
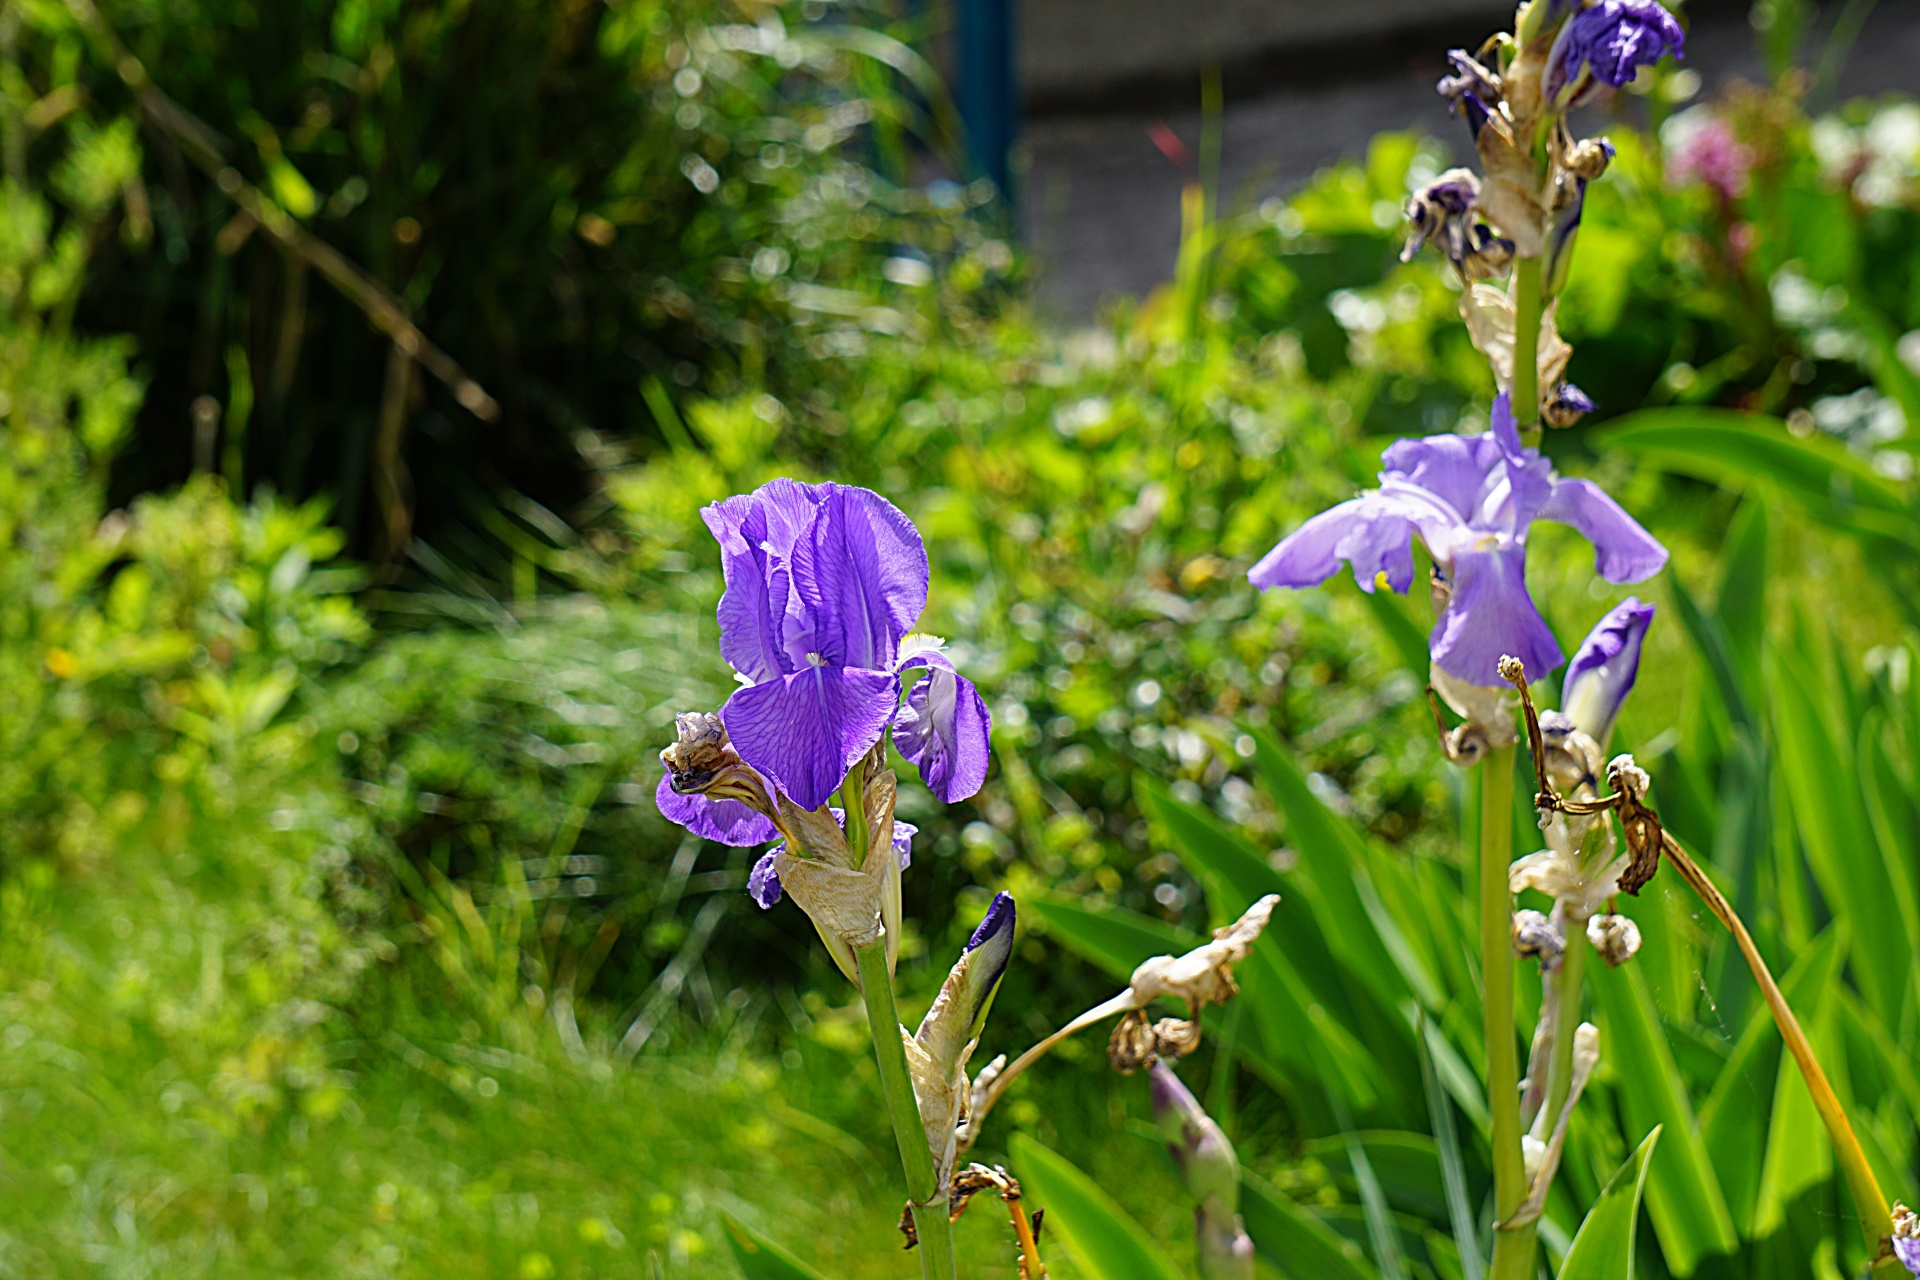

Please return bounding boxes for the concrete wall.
[1020,0,1511,107]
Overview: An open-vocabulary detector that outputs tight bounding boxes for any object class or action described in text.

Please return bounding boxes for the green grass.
[0,836,1208,1279]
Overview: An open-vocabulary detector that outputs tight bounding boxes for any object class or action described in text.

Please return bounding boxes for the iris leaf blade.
[1022,893,1198,984]
[1587,958,1738,1273]
[1555,1126,1662,1280]
[1241,1170,1384,1280]
[720,1212,834,1280]
[1008,1132,1185,1280]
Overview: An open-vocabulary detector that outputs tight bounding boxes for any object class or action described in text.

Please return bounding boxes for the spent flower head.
[1891,1203,1920,1274]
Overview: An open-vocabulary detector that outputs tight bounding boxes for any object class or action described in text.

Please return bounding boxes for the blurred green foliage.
[4,0,1008,564]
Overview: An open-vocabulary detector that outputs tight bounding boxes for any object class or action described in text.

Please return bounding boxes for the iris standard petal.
[654,773,780,846]
[786,484,929,671]
[1431,543,1566,685]
[702,494,790,684]
[751,477,832,558]
[1562,597,1655,747]
[748,851,783,907]
[1381,431,1510,527]
[1539,478,1670,582]
[1894,1234,1920,1276]
[722,664,901,812]
[895,656,993,803]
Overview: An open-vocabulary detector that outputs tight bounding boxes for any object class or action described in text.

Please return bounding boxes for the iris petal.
[1431,544,1565,685]
[1540,478,1669,583]
[653,774,779,846]
[1562,598,1656,747]
[895,656,992,803]
[702,494,790,684]
[787,484,929,671]
[722,664,900,812]
[1248,494,1427,594]
[748,851,783,908]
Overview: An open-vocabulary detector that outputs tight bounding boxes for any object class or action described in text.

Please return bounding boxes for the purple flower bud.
[959,891,1017,1032]
[1546,0,1685,104]
[1561,598,1656,749]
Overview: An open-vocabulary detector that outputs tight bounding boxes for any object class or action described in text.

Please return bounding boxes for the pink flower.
[1667,115,1753,201]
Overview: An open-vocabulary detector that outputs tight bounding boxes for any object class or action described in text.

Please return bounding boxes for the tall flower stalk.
[1251,3,1688,1274]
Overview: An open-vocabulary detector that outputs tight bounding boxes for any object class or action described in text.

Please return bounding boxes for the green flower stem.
[841,760,871,866]
[1490,906,1591,1276]
[1511,255,1543,434]
[854,939,958,1280]
[1543,913,1589,1132]
[1495,1219,1539,1278]
[1479,746,1532,1280]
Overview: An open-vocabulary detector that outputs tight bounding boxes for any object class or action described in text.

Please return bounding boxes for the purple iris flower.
[700,478,991,812]
[1247,396,1667,686]
[747,813,918,908]
[1897,1234,1920,1276]
[1546,0,1685,103]
[1561,597,1655,748]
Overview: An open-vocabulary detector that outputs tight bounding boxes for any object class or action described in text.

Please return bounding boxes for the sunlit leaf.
[1023,893,1198,984]
[1557,1126,1662,1280]
[1587,959,1737,1274]
[1241,1171,1383,1280]
[720,1212,833,1280]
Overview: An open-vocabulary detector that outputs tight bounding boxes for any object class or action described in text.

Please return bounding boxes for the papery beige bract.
[1461,285,1572,395]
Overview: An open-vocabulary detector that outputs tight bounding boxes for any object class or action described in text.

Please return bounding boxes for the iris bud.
[1149,1058,1239,1209]
[1562,599,1656,751]
[1150,1059,1254,1280]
